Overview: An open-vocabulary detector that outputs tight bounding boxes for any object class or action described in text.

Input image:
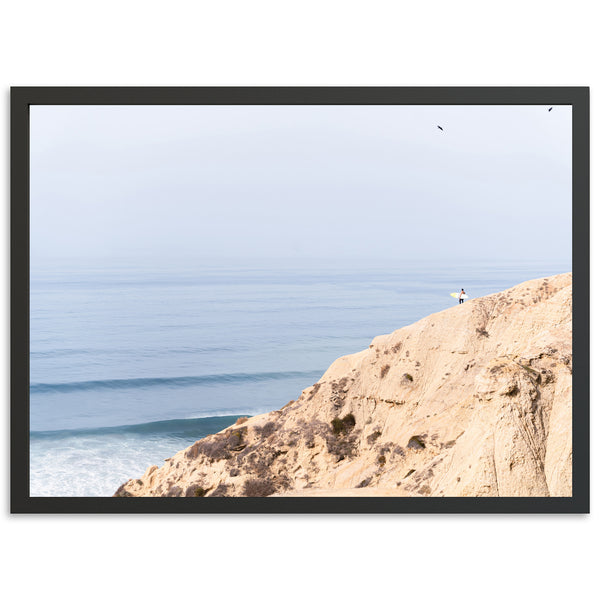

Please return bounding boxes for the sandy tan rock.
[114,273,572,498]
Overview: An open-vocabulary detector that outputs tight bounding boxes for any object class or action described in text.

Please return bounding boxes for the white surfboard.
[450,292,469,299]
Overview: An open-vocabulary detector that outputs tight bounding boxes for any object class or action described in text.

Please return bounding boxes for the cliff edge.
[115,273,572,498]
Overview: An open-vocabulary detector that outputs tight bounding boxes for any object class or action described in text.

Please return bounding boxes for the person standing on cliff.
[458,289,466,304]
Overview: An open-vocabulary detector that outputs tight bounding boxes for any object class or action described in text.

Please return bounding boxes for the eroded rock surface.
[114,273,572,498]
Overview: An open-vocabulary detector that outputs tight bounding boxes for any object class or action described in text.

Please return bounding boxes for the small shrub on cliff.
[378,441,403,455]
[304,430,315,448]
[255,421,276,438]
[503,382,520,397]
[331,377,349,396]
[328,414,358,459]
[331,418,344,435]
[271,473,293,492]
[367,430,382,444]
[378,455,386,467]
[326,431,358,462]
[229,427,247,445]
[331,413,356,435]
[393,445,405,458]
[303,419,326,448]
[185,440,202,460]
[403,373,413,382]
[296,418,330,449]
[210,483,231,497]
[235,416,249,425]
[343,413,356,427]
[244,478,276,497]
[200,436,231,461]
[285,431,299,447]
[380,365,390,379]
[184,484,207,497]
[200,428,246,461]
[246,451,274,477]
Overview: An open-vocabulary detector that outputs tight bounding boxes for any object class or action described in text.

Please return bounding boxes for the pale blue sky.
[30,104,572,267]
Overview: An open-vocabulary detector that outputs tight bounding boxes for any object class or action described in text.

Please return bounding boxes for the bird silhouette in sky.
[437,125,444,131]
[548,107,553,111]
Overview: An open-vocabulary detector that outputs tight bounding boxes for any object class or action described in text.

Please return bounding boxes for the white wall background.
[1,2,597,599]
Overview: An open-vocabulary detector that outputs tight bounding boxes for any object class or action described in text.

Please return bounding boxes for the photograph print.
[13,87,589,512]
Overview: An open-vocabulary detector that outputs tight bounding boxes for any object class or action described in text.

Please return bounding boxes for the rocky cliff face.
[115,273,572,498]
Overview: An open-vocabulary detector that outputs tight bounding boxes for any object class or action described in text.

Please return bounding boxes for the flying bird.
[437,125,444,131]
[548,107,553,111]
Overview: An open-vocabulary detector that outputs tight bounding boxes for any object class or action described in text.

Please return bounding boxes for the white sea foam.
[30,431,211,497]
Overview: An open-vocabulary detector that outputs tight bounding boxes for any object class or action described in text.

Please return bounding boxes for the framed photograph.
[11,87,589,513]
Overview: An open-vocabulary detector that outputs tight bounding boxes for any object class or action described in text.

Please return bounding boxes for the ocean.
[29,260,570,496]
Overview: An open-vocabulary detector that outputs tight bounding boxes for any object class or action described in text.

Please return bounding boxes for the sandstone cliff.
[115,273,572,498]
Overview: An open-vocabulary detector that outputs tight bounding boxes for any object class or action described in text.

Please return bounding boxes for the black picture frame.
[11,86,590,514]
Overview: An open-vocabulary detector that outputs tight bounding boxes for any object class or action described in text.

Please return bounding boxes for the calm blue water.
[30,260,570,496]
